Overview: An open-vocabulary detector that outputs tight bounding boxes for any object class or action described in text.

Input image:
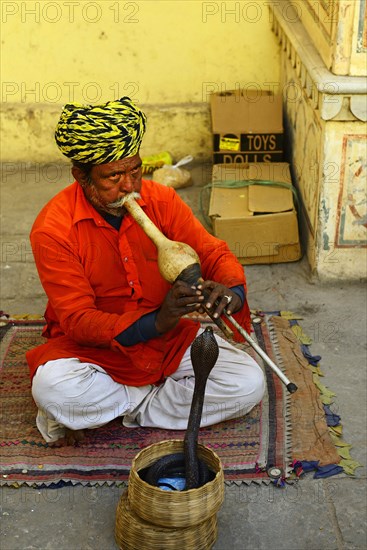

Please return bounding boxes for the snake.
[141,326,219,490]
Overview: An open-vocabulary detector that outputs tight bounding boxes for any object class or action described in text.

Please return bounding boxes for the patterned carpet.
[0,314,340,486]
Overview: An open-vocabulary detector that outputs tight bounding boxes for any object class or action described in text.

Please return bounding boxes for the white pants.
[32,329,265,442]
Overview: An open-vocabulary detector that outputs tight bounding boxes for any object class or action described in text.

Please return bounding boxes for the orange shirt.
[26,179,250,386]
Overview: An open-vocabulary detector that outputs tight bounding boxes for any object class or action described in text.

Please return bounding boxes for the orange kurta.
[26,179,250,386]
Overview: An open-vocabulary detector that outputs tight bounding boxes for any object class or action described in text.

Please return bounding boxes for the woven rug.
[0,315,341,487]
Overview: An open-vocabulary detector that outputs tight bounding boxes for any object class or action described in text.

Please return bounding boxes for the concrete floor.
[1,163,366,549]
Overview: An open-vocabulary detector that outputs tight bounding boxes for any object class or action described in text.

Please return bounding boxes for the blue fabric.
[101,212,123,230]
[313,464,344,478]
[301,344,322,366]
[115,310,160,347]
[300,460,320,472]
[157,477,186,491]
[323,405,341,427]
[231,285,244,306]
[300,460,343,478]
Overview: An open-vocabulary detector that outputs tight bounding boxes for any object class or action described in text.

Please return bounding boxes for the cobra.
[143,326,219,490]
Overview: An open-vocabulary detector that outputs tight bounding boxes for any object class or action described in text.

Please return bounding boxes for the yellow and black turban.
[55,96,147,165]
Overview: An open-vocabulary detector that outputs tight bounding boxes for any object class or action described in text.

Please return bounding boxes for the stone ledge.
[269,0,367,121]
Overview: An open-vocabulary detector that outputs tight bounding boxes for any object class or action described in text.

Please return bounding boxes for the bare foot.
[49,428,86,447]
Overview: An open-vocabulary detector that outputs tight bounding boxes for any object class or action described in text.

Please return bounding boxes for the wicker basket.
[115,490,218,550]
[126,439,224,528]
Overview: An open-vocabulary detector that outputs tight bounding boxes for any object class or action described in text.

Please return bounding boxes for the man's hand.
[196,280,242,319]
[155,280,204,334]
[155,279,242,334]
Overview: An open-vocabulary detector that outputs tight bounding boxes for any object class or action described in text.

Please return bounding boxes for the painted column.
[269,0,366,279]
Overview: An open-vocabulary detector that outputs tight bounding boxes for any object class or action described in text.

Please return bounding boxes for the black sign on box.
[213,133,284,164]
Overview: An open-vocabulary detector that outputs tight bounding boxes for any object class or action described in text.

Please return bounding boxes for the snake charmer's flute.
[121,192,233,339]
[121,193,297,393]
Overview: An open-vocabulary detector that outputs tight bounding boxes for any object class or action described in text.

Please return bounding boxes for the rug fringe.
[1,479,128,489]
[1,478,298,489]
[267,317,294,479]
[280,315,363,478]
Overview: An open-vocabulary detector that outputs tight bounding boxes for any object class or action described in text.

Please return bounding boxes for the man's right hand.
[155,280,204,334]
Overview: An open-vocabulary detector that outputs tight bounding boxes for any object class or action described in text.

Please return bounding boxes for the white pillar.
[269,0,366,279]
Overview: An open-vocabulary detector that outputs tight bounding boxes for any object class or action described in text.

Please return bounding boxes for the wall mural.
[335,135,367,247]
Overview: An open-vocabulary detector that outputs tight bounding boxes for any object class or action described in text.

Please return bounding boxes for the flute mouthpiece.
[120,192,141,206]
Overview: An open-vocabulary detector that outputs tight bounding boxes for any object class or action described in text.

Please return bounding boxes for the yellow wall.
[1,0,280,162]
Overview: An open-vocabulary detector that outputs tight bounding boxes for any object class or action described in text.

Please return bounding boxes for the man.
[27,97,265,445]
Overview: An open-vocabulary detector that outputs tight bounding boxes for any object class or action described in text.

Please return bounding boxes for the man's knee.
[230,362,265,414]
[244,363,265,401]
[32,374,60,424]
[31,360,75,410]
[202,363,265,425]
[32,364,52,407]
[32,363,96,427]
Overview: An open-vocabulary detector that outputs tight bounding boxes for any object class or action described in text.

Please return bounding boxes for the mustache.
[107,192,141,209]
[107,197,126,208]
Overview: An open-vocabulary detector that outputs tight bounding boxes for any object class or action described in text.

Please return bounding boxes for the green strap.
[199,179,299,230]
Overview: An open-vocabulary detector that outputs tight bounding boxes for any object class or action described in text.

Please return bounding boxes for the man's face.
[74,153,143,216]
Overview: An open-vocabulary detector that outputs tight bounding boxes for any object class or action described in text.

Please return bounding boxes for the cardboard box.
[210,90,284,164]
[209,163,301,265]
